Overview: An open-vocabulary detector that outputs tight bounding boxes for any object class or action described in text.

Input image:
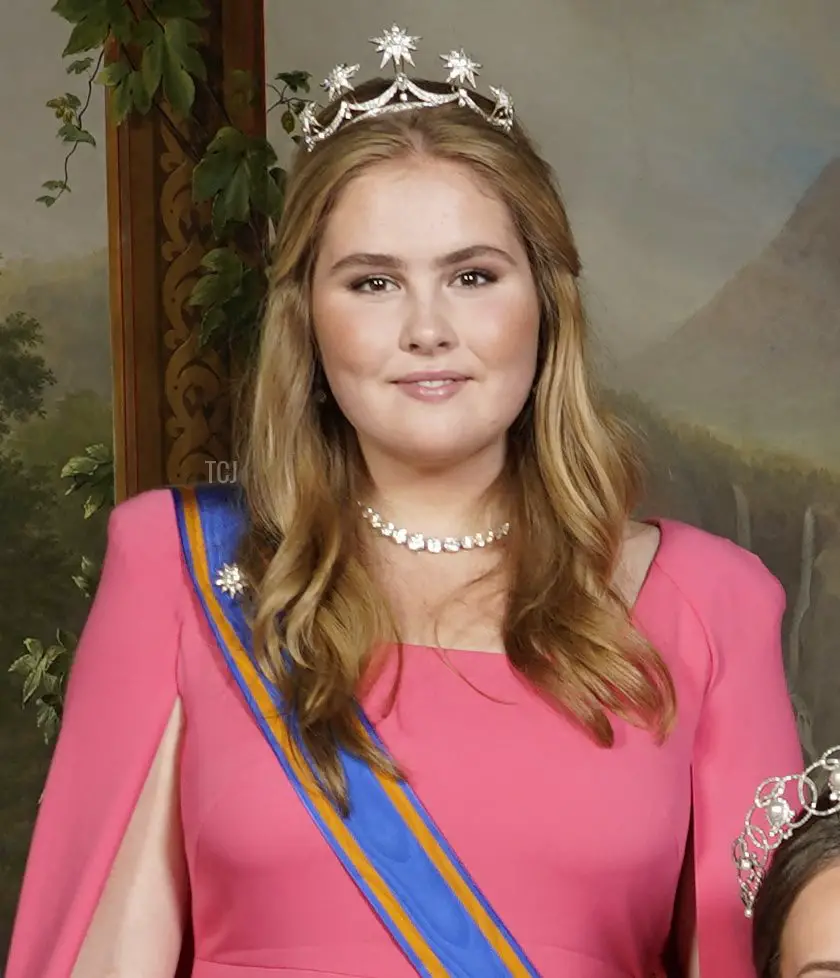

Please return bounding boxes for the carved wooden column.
[106,1,266,501]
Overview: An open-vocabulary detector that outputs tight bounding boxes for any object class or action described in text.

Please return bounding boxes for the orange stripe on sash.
[181,489,448,975]
[373,766,533,975]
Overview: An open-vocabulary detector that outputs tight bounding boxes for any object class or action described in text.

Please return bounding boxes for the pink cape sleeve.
[5,489,186,978]
[682,534,804,976]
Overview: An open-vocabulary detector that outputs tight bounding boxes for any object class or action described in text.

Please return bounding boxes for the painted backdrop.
[0,3,111,957]
[1,0,838,959]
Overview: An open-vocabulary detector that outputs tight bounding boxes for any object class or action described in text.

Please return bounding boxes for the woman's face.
[780,861,840,977]
[311,157,541,475]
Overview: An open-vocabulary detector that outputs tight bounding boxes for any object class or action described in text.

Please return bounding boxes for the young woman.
[6,26,803,978]
[736,746,840,978]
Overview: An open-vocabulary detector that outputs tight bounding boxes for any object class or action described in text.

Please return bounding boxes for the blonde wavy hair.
[238,79,676,809]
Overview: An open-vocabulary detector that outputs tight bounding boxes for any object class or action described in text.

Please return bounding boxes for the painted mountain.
[619,157,840,470]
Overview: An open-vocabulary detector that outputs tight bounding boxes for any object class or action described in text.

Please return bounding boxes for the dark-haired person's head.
[752,786,840,978]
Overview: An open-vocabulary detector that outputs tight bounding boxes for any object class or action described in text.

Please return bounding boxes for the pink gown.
[6,488,803,978]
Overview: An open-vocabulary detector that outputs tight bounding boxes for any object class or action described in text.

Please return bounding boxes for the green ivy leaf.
[275,70,311,93]
[193,152,238,204]
[58,122,97,146]
[200,247,246,277]
[24,639,46,660]
[250,165,284,222]
[140,25,166,99]
[206,125,249,155]
[247,136,278,169]
[161,50,196,117]
[62,16,109,57]
[281,110,295,134]
[192,127,249,202]
[84,488,107,519]
[85,443,111,464]
[35,700,61,744]
[52,0,98,23]
[153,0,209,18]
[223,266,266,336]
[67,56,95,74]
[198,307,228,346]
[157,18,206,118]
[8,653,37,677]
[64,92,83,110]
[97,57,130,88]
[164,18,207,79]
[128,70,153,116]
[212,163,250,234]
[189,248,245,308]
[61,454,99,479]
[36,196,58,208]
[22,663,46,705]
[42,179,70,192]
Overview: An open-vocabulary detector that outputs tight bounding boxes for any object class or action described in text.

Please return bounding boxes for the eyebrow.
[328,244,516,275]
[798,963,840,976]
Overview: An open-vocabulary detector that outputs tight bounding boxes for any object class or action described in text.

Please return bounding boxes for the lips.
[393,371,469,402]
[394,371,469,384]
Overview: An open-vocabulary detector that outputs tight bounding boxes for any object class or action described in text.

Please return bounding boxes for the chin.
[376,432,505,471]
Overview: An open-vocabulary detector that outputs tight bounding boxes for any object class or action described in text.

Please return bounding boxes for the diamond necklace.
[358,503,510,554]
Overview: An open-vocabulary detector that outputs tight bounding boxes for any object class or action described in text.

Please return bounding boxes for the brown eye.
[353,276,395,293]
[456,269,496,288]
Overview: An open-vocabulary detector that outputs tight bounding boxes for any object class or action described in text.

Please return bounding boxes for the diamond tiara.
[733,745,840,917]
[300,25,515,152]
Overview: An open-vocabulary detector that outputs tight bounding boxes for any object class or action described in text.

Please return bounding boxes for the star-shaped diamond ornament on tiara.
[371,25,419,70]
[300,25,515,151]
[323,63,360,101]
[441,49,481,87]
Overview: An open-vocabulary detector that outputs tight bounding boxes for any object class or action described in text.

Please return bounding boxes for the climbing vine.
[9,0,310,740]
[41,0,310,350]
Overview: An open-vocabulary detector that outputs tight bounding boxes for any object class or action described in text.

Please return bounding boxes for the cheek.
[472,290,540,381]
[313,295,389,384]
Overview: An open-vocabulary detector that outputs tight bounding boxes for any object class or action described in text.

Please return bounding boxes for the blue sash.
[172,483,540,977]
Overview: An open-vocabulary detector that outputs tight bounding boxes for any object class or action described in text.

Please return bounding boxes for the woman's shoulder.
[652,517,786,620]
[107,486,180,551]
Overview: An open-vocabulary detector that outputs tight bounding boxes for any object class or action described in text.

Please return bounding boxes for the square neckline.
[399,518,666,659]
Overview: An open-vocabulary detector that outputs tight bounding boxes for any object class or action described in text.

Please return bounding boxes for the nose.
[398,293,458,355]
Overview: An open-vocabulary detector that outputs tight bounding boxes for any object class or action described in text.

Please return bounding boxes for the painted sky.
[2,1,838,359]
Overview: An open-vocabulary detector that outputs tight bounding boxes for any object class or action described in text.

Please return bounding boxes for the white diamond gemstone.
[357,502,510,556]
[371,25,419,70]
[767,799,792,829]
[828,767,840,797]
[323,63,359,101]
[215,562,246,598]
[490,86,513,110]
[441,49,481,87]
